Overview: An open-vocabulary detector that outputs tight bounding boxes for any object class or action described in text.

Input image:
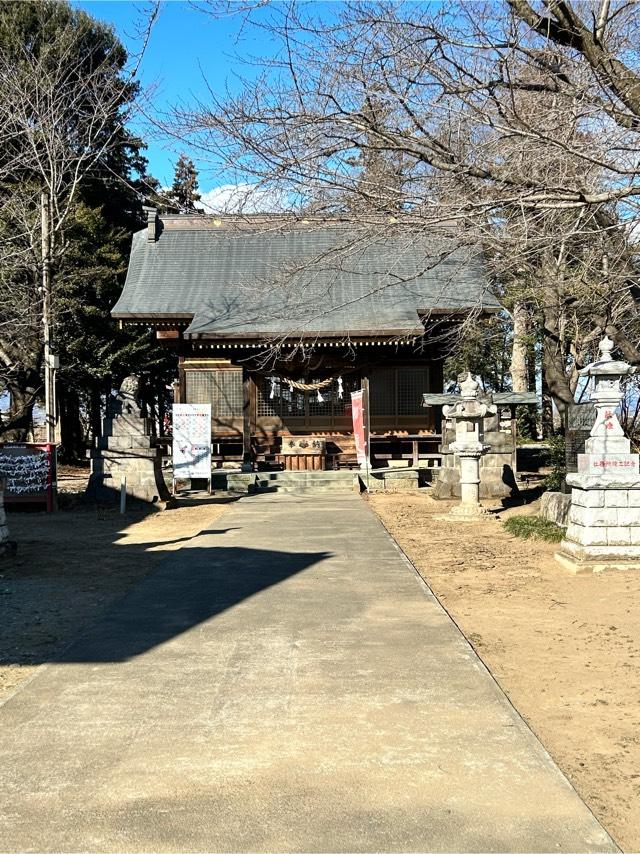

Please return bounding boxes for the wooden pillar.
[178,357,186,404]
[361,376,370,456]
[242,368,252,469]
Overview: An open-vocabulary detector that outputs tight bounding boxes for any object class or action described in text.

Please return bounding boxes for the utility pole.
[41,190,57,444]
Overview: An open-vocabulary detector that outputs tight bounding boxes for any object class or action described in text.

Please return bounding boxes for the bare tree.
[0,1,155,439]
[170,0,640,423]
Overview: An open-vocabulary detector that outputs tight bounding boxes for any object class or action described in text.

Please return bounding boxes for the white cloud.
[196,182,287,214]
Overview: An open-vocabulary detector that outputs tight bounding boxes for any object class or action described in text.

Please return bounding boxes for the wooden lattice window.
[257,377,278,417]
[370,366,430,417]
[185,369,243,417]
[307,378,333,417]
[369,368,396,416]
[398,367,430,415]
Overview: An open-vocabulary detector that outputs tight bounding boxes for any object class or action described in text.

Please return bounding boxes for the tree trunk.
[510,301,530,391]
[2,370,40,441]
[540,372,554,439]
[58,385,84,461]
[541,330,574,432]
[539,256,574,432]
[158,378,166,436]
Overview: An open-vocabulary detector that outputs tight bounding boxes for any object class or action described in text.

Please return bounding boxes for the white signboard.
[172,404,211,480]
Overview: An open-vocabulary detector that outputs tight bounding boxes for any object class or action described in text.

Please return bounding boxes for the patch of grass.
[503,515,566,543]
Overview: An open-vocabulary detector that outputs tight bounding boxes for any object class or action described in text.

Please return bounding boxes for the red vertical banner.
[351,390,367,467]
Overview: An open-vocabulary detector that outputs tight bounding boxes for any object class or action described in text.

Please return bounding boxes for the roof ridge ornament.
[142,205,158,243]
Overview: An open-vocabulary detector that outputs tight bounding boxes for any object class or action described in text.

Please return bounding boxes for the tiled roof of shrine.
[113,215,500,339]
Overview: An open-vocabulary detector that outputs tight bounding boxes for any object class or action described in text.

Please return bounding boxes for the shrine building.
[112,210,501,469]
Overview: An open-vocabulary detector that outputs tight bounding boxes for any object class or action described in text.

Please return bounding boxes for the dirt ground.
[369,491,640,853]
[0,492,234,703]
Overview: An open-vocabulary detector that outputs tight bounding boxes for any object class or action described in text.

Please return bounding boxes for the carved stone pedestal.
[87,377,173,506]
[446,451,492,519]
[557,474,640,572]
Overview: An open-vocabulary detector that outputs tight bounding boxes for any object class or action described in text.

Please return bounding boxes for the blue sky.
[74,1,279,196]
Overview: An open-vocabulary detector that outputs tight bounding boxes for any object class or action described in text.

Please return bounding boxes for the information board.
[0,443,57,512]
[172,404,212,487]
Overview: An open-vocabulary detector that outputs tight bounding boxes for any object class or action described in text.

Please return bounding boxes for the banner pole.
[362,377,371,492]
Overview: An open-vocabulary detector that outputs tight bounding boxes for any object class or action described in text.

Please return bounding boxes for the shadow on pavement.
[52,542,331,664]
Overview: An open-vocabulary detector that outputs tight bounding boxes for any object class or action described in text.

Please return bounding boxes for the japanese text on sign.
[172,404,211,478]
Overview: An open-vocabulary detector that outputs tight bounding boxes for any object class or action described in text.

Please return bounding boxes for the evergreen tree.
[0,0,137,440]
[170,154,201,213]
[0,0,175,456]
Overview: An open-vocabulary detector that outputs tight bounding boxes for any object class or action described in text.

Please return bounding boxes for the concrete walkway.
[0,494,616,853]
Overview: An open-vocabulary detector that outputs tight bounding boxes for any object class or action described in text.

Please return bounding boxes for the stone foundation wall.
[559,475,640,563]
[368,469,420,492]
[432,459,514,499]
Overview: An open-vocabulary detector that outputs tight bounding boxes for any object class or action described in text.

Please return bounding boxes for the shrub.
[503,515,565,543]
[543,434,566,492]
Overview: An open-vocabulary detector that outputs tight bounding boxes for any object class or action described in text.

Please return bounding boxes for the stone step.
[252,471,358,483]
[227,472,358,483]
[221,468,425,495]
[223,470,362,495]
[253,484,359,495]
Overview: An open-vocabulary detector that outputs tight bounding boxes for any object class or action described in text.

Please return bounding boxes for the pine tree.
[0,0,144,442]
[170,154,201,213]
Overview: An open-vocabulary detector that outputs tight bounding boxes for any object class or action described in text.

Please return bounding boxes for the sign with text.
[0,443,57,512]
[577,453,639,476]
[172,404,211,479]
[351,390,368,468]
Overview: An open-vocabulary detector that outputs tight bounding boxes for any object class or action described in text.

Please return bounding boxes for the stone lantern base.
[555,472,640,572]
[434,449,495,521]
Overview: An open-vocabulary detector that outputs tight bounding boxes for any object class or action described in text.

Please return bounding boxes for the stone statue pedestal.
[556,337,640,572]
[87,376,173,507]
[557,473,640,572]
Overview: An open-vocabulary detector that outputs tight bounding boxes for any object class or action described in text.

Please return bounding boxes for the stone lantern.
[579,335,636,462]
[557,336,640,571]
[442,372,497,518]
